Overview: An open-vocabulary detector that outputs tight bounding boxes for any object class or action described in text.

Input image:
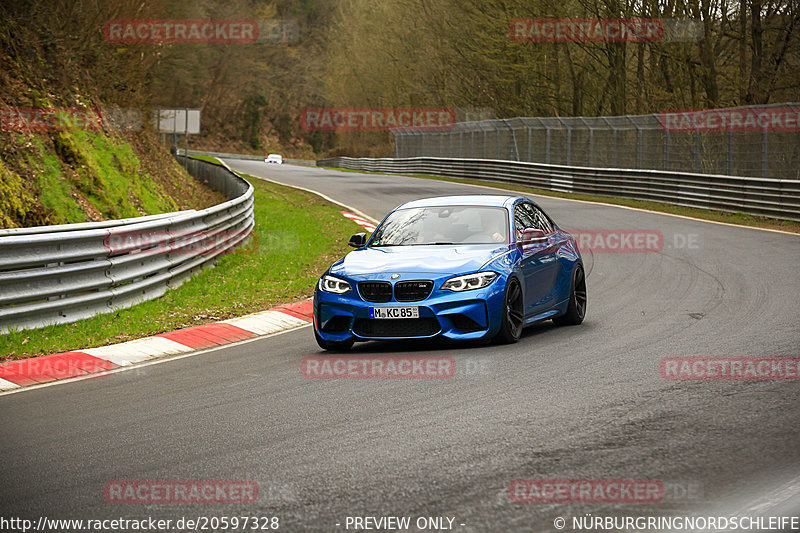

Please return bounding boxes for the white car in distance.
[265,153,283,164]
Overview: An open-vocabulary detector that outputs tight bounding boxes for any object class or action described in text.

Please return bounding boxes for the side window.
[514,204,536,239]
[521,203,553,233]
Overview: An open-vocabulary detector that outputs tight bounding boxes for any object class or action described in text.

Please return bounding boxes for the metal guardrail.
[317,156,800,222]
[0,157,254,333]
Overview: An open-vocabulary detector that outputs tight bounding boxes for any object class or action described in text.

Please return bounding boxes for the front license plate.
[369,306,419,319]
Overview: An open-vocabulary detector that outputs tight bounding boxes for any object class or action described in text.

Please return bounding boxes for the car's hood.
[331,244,509,276]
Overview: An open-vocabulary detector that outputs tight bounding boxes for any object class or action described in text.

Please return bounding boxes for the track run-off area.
[1,160,798,532]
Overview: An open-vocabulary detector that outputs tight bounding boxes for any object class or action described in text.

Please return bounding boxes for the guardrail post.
[450,131,455,158]
[566,128,572,166]
[545,128,551,165]
[612,129,618,167]
[637,127,642,169]
[694,129,700,173]
[527,126,532,162]
[727,130,733,175]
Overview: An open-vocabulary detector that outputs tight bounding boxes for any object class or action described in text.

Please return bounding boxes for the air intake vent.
[321,315,351,333]
[394,280,433,302]
[353,318,440,337]
[358,281,392,302]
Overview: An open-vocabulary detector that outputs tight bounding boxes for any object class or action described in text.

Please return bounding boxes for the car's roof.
[397,195,521,209]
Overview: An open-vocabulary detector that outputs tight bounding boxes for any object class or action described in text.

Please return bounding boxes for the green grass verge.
[0,175,360,360]
[322,167,800,233]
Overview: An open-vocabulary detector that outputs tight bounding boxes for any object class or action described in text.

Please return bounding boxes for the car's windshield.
[369,206,508,246]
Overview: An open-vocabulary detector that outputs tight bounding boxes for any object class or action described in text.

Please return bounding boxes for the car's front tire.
[493,278,524,344]
[314,327,355,351]
[553,264,587,326]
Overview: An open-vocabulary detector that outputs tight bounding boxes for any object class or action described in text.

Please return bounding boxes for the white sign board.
[155,109,200,134]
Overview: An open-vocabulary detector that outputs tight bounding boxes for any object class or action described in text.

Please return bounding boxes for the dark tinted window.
[521,203,554,233]
[514,204,536,238]
[370,206,509,246]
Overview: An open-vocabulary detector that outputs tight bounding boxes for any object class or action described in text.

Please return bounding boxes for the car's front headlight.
[441,271,498,292]
[319,275,352,294]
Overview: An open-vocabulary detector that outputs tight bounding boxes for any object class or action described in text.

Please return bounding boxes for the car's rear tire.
[553,264,587,326]
[493,278,524,344]
[314,328,355,351]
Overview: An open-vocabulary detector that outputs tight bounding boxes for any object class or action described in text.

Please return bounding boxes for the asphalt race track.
[1,160,798,532]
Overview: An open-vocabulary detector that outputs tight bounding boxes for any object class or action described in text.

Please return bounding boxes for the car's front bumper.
[313,274,507,343]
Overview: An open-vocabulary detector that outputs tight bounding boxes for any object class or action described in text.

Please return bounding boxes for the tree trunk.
[746,0,764,103]
[739,0,748,103]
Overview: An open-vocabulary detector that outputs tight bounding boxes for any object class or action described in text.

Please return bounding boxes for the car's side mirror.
[518,228,547,246]
[348,233,367,248]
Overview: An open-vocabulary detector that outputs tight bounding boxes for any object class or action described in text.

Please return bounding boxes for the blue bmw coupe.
[313,195,586,350]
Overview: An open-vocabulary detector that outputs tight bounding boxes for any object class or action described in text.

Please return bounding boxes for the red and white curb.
[341,211,377,232]
[0,300,313,391]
